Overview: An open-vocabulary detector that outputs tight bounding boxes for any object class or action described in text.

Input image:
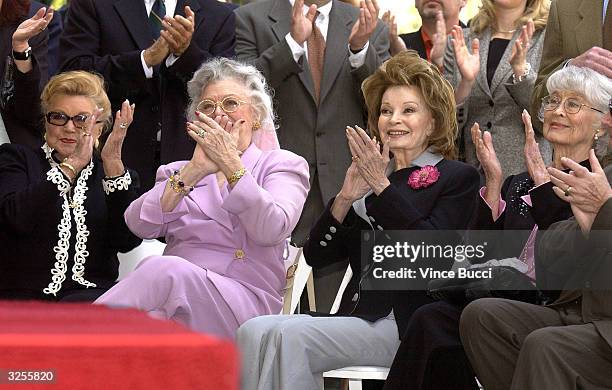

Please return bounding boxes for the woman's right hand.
[64,109,103,175]
[451,26,480,82]
[339,161,371,203]
[471,122,502,193]
[12,7,54,52]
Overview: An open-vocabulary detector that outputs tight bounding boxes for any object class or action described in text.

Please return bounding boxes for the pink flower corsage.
[408,165,440,189]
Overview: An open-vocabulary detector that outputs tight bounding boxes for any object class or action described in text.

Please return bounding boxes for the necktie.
[604,0,612,50]
[148,0,166,41]
[307,12,325,105]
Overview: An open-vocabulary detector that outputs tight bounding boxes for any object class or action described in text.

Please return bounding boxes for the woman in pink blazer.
[95,58,310,340]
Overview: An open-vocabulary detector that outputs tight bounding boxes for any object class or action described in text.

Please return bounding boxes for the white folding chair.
[282,243,316,314]
[323,265,390,389]
[117,239,166,280]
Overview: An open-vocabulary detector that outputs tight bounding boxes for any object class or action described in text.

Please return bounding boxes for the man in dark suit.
[385,0,465,64]
[460,151,612,389]
[235,0,389,310]
[59,0,235,190]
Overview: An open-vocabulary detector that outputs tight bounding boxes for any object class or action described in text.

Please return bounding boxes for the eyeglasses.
[45,112,101,128]
[196,97,248,116]
[541,95,605,115]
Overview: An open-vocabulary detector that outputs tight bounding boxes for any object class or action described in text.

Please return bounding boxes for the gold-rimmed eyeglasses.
[541,95,605,115]
[196,97,248,116]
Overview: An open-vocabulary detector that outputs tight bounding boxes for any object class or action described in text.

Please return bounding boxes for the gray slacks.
[460,298,612,390]
[236,314,400,390]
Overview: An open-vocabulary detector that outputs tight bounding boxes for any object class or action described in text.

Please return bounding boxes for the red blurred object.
[0,301,238,389]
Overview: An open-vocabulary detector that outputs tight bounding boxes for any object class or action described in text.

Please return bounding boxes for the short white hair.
[186,58,276,129]
[546,65,612,112]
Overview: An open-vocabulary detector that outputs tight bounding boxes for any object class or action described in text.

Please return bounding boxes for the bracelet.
[168,169,195,196]
[228,167,247,185]
[512,62,531,84]
[59,162,77,178]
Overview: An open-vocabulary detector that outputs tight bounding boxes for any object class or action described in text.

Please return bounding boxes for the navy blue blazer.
[59,0,235,190]
[304,159,480,338]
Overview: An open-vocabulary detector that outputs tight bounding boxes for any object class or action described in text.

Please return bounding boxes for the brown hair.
[41,70,113,134]
[361,50,458,160]
[470,0,549,35]
[0,0,31,24]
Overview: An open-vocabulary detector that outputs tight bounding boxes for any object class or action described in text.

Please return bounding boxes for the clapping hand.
[429,11,447,68]
[12,7,54,53]
[549,150,612,233]
[290,0,317,46]
[450,25,480,82]
[346,125,391,195]
[471,122,502,218]
[161,6,195,56]
[101,100,135,177]
[522,110,549,186]
[509,19,534,80]
[63,108,104,178]
[349,0,380,52]
[382,10,406,56]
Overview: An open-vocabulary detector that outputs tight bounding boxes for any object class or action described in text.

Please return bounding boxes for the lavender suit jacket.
[124,143,310,325]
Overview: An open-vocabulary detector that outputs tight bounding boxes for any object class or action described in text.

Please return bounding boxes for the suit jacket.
[59,0,235,190]
[304,158,480,338]
[0,144,141,299]
[444,27,552,178]
[0,3,50,148]
[235,0,390,241]
[124,143,310,326]
[536,166,612,348]
[530,0,604,129]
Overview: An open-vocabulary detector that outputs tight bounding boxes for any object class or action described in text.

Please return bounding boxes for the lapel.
[474,28,492,97]
[189,143,263,231]
[489,28,522,94]
[319,1,354,104]
[269,0,316,101]
[114,0,153,50]
[576,0,604,52]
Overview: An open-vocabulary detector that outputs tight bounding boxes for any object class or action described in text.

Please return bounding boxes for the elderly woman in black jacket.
[0,70,141,301]
[236,51,480,390]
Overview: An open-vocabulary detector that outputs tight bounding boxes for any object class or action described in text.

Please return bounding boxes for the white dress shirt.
[284,0,369,69]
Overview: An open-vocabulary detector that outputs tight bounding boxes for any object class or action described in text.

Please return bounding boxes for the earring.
[95,139,100,149]
[594,130,599,141]
[252,120,261,130]
[43,132,47,141]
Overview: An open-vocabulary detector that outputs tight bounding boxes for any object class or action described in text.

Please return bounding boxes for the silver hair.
[543,65,612,157]
[186,58,276,128]
[546,65,612,112]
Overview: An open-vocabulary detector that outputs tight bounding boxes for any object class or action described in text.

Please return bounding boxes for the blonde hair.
[41,71,113,133]
[361,51,458,160]
[470,0,549,35]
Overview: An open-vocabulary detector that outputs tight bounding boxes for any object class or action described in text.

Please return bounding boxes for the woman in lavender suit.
[95,58,310,340]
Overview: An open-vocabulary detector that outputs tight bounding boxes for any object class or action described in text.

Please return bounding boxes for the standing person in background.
[444,0,551,179]
[0,1,52,147]
[60,0,235,191]
[530,0,612,134]
[383,0,466,65]
[235,0,389,310]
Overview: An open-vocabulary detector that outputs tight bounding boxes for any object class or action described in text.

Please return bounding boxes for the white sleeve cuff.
[348,41,369,69]
[102,171,132,195]
[285,33,306,64]
[165,53,179,68]
[140,50,154,79]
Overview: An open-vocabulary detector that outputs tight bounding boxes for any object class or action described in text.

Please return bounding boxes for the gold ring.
[83,132,92,137]
[351,156,359,161]
[119,122,128,129]
[564,186,572,197]
[197,129,206,138]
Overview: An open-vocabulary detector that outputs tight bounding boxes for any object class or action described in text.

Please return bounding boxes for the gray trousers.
[460,298,612,390]
[237,314,400,390]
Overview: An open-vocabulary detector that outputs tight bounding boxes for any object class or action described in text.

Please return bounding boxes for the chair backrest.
[282,244,316,314]
[117,239,166,280]
[329,265,353,314]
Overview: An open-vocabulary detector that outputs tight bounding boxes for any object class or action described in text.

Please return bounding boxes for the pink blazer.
[124,144,310,324]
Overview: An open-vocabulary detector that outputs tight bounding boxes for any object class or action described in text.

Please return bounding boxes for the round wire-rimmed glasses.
[196,97,248,116]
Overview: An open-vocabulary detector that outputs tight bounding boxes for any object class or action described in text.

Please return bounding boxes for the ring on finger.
[83,132,92,137]
[351,155,359,161]
[119,122,128,129]
[564,186,572,197]
[197,129,206,138]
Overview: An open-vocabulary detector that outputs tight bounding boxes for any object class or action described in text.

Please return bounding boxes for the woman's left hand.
[522,110,549,186]
[509,19,534,79]
[188,112,243,178]
[101,100,135,177]
[347,126,391,195]
[12,7,54,52]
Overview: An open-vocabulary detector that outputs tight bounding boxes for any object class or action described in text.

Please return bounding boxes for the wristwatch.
[12,46,32,61]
